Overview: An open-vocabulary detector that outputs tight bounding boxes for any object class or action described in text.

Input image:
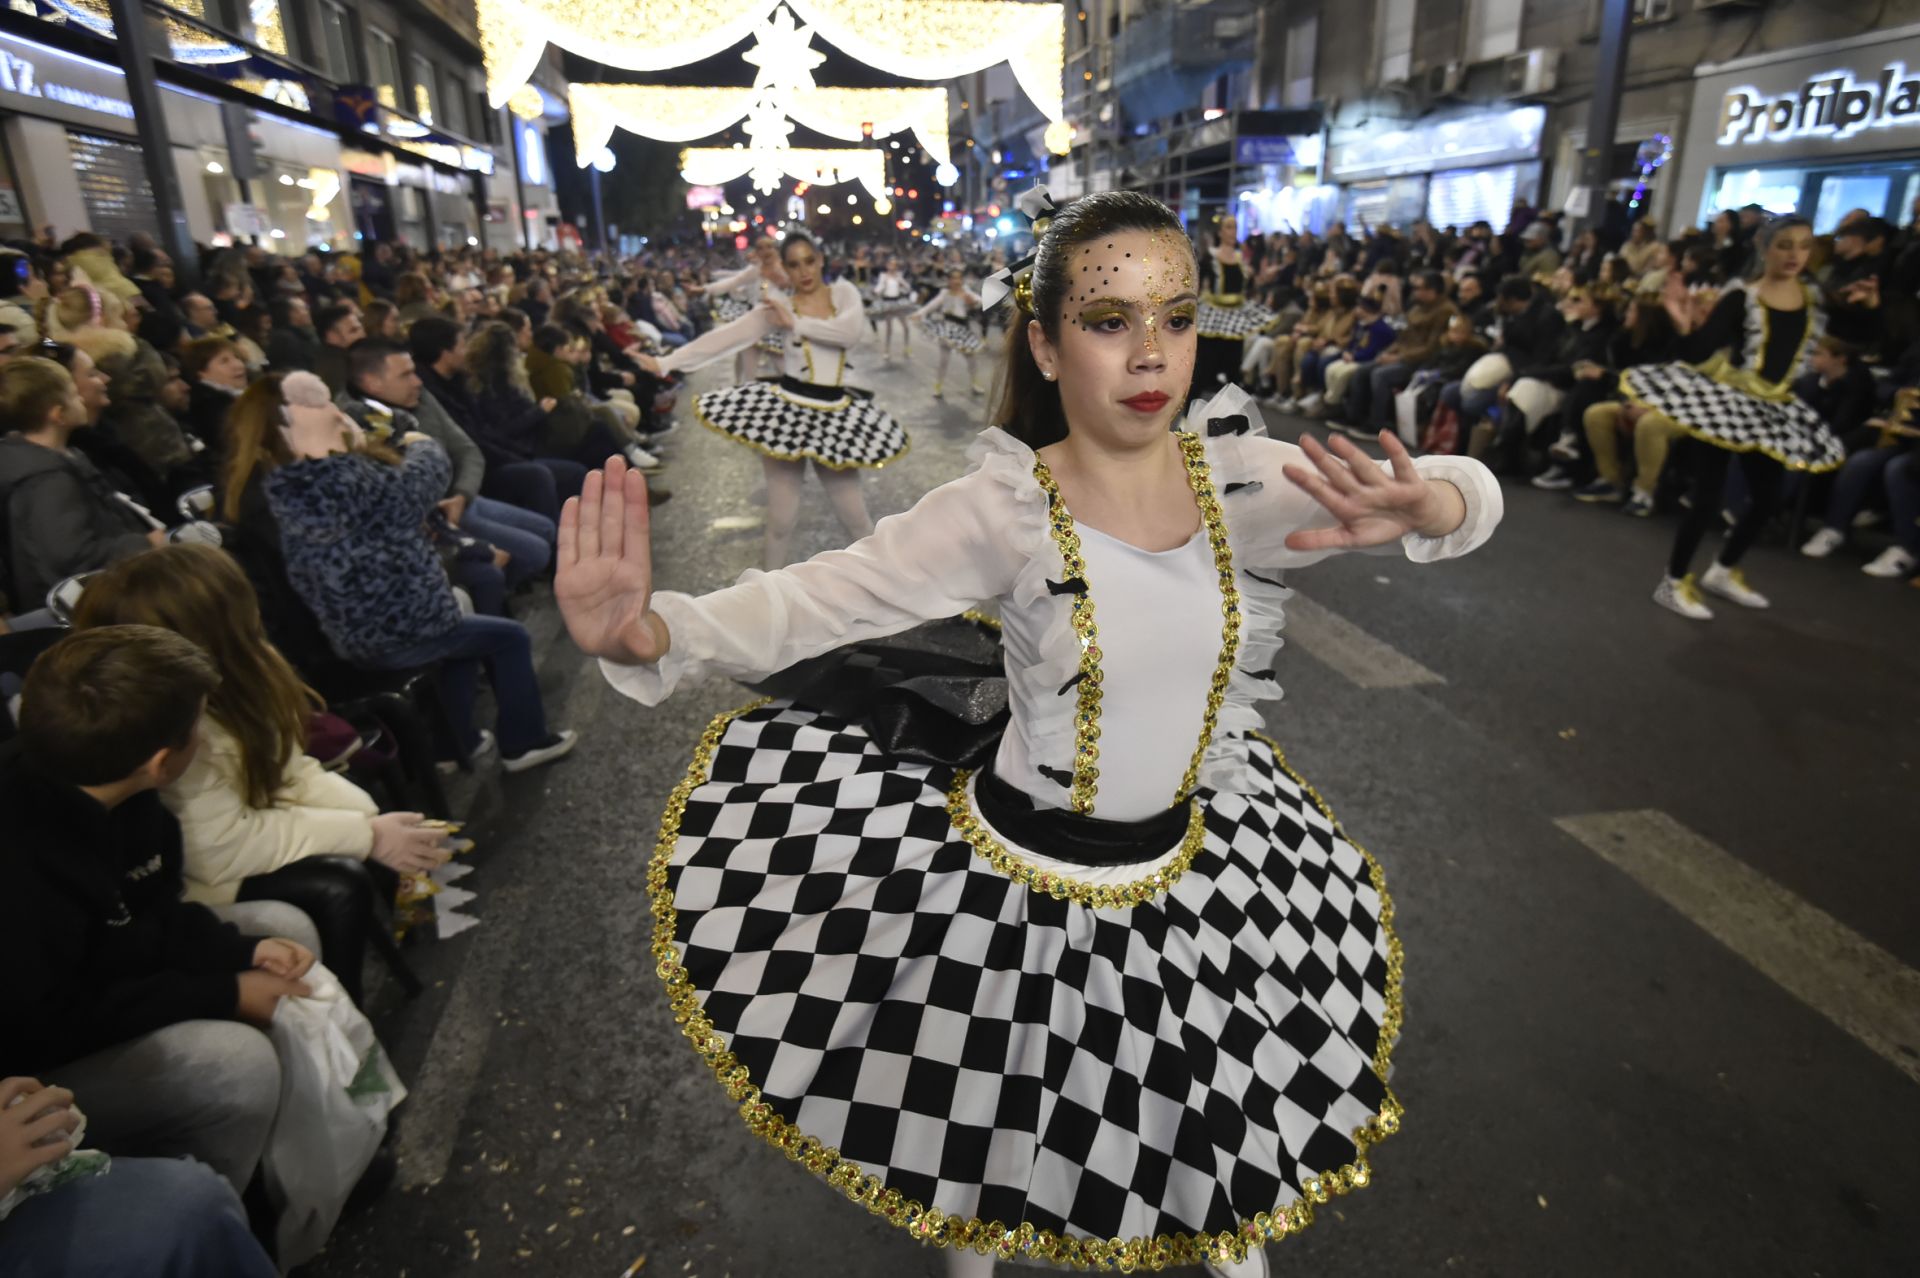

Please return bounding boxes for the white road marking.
[1284,594,1446,689]
[1555,810,1920,1087]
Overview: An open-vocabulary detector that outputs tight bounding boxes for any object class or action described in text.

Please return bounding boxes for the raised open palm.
[1281,431,1457,552]
[556,456,666,664]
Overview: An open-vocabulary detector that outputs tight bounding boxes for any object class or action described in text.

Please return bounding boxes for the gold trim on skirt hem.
[1619,374,1843,474]
[646,702,1407,1268]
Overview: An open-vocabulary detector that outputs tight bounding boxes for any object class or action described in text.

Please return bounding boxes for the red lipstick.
[1121,391,1170,413]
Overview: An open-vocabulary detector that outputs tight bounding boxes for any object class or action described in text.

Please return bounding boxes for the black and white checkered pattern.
[713,294,753,324]
[922,316,984,354]
[696,381,909,470]
[665,703,1394,1241]
[1625,362,1845,472]
[1196,299,1275,341]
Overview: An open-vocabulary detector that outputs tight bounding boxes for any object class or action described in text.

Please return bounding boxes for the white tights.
[761,455,873,570]
[934,343,979,390]
[943,1248,1268,1277]
[880,314,913,353]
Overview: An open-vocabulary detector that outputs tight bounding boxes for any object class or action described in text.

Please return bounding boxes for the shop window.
[440,70,469,137]
[1284,17,1316,109]
[1428,164,1519,232]
[1375,0,1414,84]
[410,53,436,123]
[68,131,158,246]
[368,28,402,110]
[315,0,354,80]
[1812,175,1891,235]
[1707,168,1806,221]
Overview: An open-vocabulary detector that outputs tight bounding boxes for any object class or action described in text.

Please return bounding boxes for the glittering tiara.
[979,185,1056,314]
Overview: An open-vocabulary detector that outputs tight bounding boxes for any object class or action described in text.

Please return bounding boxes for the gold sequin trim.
[645,702,1406,1270]
[1030,433,1240,814]
[1173,432,1243,805]
[1030,452,1105,814]
[945,769,1206,908]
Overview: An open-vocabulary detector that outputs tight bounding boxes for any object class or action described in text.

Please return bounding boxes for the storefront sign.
[0,36,135,122]
[1233,136,1298,166]
[1718,62,1920,144]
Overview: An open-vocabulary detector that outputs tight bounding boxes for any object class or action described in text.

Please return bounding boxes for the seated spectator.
[1341,270,1459,432]
[341,338,554,609]
[1454,273,1494,331]
[249,372,578,771]
[1517,222,1562,279]
[177,336,245,464]
[411,317,585,521]
[229,307,271,379]
[1801,384,1919,576]
[0,1080,277,1277]
[0,625,318,1193]
[312,302,365,395]
[1312,294,1395,419]
[0,357,162,610]
[95,338,208,503]
[1515,285,1621,487]
[1823,216,1892,356]
[266,295,319,372]
[465,320,658,483]
[1617,218,1663,281]
[72,545,450,1004]
[1793,336,1878,451]
[394,273,438,329]
[1575,292,1685,513]
[363,299,403,342]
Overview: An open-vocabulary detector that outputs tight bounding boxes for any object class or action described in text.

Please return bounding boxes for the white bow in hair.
[979,185,1058,313]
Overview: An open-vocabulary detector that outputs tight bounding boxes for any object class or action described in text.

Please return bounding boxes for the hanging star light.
[742,4,826,91]
[475,0,1064,121]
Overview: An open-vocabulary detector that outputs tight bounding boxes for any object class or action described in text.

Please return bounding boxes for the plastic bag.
[1393,385,1424,447]
[262,963,407,1267]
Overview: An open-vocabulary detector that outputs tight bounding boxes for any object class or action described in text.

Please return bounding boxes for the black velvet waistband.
[779,374,850,400]
[974,763,1189,868]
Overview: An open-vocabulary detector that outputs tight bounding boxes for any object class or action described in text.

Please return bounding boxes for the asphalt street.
[304,341,1919,1278]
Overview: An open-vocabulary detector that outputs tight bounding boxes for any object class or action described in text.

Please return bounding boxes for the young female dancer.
[1194,213,1275,395]
[564,190,1500,1276]
[871,254,916,360]
[692,236,789,384]
[640,232,907,570]
[1624,216,1845,619]
[913,268,985,397]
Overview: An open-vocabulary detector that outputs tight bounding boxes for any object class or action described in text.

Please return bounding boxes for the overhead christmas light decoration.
[569,84,951,165]
[1044,119,1075,155]
[683,146,888,198]
[475,0,1063,120]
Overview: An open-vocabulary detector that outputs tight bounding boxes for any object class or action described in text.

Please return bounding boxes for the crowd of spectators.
[1228,196,1920,583]
[0,226,739,1273]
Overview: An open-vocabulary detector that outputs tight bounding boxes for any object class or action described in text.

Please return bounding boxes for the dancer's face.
[784,241,822,293]
[1028,227,1197,444]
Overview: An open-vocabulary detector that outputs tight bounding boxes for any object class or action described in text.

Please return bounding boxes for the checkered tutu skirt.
[648,702,1403,1267]
[923,315,984,355]
[713,294,753,325]
[1623,363,1845,472]
[695,381,909,470]
[1195,299,1275,341]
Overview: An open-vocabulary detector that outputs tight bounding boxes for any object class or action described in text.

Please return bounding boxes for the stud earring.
[1042,370,1057,381]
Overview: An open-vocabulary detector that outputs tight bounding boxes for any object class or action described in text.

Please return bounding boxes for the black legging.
[236,856,400,1006]
[1667,445,1785,579]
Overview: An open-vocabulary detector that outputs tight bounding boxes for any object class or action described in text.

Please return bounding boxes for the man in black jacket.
[0,625,318,1190]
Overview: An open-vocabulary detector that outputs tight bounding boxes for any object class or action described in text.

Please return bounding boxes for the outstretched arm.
[650,306,779,377]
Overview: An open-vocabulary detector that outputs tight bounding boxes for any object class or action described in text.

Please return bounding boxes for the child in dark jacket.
[0,625,316,1191]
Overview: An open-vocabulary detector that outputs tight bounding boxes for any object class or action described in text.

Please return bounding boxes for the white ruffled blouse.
[603,389,1502,820]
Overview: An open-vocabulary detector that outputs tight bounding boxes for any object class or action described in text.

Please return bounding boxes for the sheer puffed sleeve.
[790,281,870,348]
[601,465,1027,704]
[657,306,778,375]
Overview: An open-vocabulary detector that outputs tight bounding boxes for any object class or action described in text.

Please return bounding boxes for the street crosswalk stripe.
[1555,810,1920,1087]
[1284,594,1446,688]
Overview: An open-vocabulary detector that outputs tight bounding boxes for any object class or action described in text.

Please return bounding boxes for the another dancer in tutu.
[1194,214,1275,396]
[914,269,985,398]
[1624,216,1846,620]
[691,236,788,385]
[640,231,906,570]
[872,255,916,360]
[563,189,1500,1276]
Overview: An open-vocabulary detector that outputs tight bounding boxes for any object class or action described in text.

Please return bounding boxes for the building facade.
[954,0,1920,241]
[0,0,567,253]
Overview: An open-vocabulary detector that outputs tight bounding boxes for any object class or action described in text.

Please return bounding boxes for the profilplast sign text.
[1718,62,1920,145]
